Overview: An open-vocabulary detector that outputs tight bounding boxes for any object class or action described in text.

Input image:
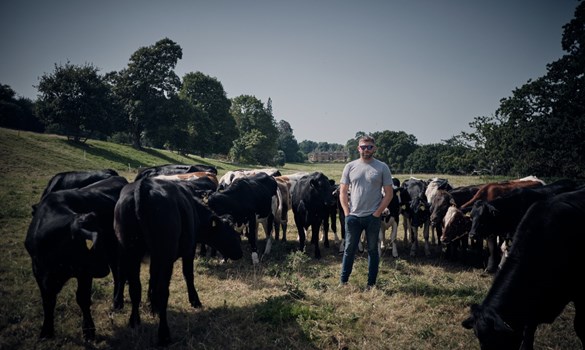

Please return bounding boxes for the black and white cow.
[400,177,432,256]
[462,186,585,350]
[425,177,452,245]
[134,163,217,181]
[291,172,336,259]
[207,172,277,264]
[379,177,402,257]
[114,177,243,346]
[25,176,128,341]
[217,168,281,190]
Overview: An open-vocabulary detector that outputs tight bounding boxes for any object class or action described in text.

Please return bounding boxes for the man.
[339,135,393,290]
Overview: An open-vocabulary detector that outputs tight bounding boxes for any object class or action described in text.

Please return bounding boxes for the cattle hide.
[25,176,128,341]
[462,186,585,349]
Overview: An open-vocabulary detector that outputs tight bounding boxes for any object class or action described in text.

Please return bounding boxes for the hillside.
[0,127,579,350]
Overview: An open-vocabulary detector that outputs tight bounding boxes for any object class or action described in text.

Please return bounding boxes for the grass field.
[0,128,580,349]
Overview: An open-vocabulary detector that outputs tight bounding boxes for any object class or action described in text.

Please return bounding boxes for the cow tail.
[134,179,153,255]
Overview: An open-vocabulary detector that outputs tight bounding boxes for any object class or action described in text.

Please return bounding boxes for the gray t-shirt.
[340,158,393,217]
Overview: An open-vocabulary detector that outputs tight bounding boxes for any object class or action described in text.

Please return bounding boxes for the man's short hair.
[359,135,375,144]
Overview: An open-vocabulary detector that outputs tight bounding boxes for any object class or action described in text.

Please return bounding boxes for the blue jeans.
[340,214,381,286]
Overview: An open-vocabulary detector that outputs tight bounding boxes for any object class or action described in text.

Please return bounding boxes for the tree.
[109,38,183,148]
[462,1,585,177]
[371,130,418,172]
[229,95,278,164]
[180,72,237,156]
[36,62,114,142]
[277,120,300,163]
[0,83,43,132]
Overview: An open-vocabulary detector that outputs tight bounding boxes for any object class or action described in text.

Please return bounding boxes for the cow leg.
[263,214,274,256]
[248,221,260,265]
[390,219,399,258]
[322,218,330,248]
[574,300,584,346]
[113,245,128,310]
[311,222,322,259]
[430,225,437,245]
[127,256,142,328]
[182,256,201,308]
[423,221,431,257]
[402,214,410,242]
[520,324,537,350]
[36,272,68,339]
[485,235,501,273]
[378,225,385,258]
[76,275,96,340]
[410,224,419,257]
[150,260,173,346]
[281,221,288,242]
[330,210,339,245]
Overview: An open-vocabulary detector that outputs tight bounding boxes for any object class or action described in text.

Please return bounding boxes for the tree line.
[1,1,583,177]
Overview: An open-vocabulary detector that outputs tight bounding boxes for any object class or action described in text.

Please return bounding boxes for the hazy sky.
[1,1,578,145]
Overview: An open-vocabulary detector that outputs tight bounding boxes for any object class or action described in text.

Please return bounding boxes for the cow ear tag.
[86,239,94,250]
[212,219,217,227]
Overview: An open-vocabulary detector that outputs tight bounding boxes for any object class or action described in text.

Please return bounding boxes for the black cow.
[400,177,431,256]
[114,177,243,346]
[322,180,341,250]
[207,172,277,264]
[468,178,578,270]
[462,186,585,349]
[135,163,217,181]
[33,169,119,214]
[25,176,128,341]
[291,172,336,259]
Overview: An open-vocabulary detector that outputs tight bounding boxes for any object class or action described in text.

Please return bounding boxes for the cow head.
[462,304,522,350]
[468,200,498,239]
[441,205,471,244]
[70,212,111,277]
[311,172,335,207]
[204,215,243,261]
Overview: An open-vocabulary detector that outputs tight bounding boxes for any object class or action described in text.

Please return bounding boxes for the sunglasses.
[359,145,374,150]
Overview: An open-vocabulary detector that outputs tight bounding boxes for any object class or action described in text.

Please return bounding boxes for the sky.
[0,1,578,145]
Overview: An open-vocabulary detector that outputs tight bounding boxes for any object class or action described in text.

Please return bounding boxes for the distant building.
[308,151,349,163]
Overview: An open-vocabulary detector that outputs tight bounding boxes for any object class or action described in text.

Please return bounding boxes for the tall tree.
[180,72,236,156]
[371,130,418,172]
[462,1,585,177]
[36,62,114,142]
[0,83,42,132]
[109,38,183,148]
[276,119,300,163]
[229,95,278,164]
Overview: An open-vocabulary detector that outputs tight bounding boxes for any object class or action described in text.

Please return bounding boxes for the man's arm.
[373,184,393,218]
[339,183,350,216]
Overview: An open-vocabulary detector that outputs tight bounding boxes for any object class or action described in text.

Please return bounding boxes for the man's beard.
[362,153,373,159]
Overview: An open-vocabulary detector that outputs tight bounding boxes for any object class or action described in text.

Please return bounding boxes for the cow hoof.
[251,252,260,265]
[39,329,55,339]
[83,327,96,341]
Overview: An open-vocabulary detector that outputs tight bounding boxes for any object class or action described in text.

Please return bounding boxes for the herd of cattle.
[24,164,584,348]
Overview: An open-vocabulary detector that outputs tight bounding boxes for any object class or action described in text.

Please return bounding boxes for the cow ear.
[487,203,498,215]
[71,213,98,250]
[461,316,474,329]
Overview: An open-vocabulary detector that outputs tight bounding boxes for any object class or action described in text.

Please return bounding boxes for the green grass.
[0,127,579,349]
